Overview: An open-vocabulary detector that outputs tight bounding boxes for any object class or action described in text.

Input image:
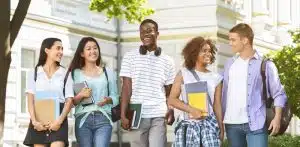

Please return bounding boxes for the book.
[34,99,59,125]
[126,109,135,128]
[73,81,94,106]
[34,91,60,125]
[128,103,143,129]
[181,81,209,120]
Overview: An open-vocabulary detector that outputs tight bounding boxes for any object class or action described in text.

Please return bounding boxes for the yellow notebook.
[188,92,208,116]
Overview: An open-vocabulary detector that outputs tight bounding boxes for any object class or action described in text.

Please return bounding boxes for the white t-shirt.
[224,57,249,124]
[179,68,223,120]
[26,66,74,103]
[120,49,176,118]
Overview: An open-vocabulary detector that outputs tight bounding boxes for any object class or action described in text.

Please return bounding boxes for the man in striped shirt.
[120,19,176,147]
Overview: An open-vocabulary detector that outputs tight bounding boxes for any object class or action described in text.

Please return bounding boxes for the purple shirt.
[222,51,287,131]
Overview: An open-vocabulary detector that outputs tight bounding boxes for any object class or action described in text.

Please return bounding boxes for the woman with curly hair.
[168,36,224,147]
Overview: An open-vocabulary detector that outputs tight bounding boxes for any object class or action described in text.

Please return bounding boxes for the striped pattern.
[120,49,176,118]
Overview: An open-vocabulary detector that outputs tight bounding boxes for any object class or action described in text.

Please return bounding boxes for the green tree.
[89,0,154,23]
[0,0,31,146]
[268,30,300,117]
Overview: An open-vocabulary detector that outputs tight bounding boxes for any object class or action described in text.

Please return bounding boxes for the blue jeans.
[75,111,112,147]
[225,123,268,147]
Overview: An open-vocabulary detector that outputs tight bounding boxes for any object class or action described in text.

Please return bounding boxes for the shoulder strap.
[189,70,200,81]
[103,67,110,96]
[261,58,269,103]
[63,69,70,97]
[34,66,38,81]
[188,69,213,106]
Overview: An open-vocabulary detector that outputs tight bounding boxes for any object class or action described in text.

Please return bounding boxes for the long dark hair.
[66,37,102,79]
[34,38,62,80]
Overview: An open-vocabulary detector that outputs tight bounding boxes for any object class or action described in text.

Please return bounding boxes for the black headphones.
[139,45,161,56]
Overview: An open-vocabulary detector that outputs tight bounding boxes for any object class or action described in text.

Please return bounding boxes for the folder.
[181,81,210,120]
[34,99,59,125]
[34,91,60,125]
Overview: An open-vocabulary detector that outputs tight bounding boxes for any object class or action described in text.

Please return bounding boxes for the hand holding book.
[188,107,207,120]
[32,120,48,131]
[165,109,175,125]
[78,87,92,99]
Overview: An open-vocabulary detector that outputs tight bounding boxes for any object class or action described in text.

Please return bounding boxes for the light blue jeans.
[75,111,112,147]
[225,123,268,147]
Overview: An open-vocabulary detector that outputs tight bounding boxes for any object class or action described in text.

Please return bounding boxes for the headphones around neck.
[139,45,161,56]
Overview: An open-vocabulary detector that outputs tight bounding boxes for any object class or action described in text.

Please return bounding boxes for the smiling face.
[81,41,100,63]
[45,41,63,63]
[140,22,159,48]
[197,43,213,66]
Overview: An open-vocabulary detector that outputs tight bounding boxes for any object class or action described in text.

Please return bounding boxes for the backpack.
[261,58,292,135]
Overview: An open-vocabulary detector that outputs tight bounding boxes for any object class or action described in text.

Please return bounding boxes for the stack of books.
[181,81,210,120]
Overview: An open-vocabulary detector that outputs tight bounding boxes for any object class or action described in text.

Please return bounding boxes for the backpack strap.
[34,66,38,81]
[63,69,70,97]
[261,58,272,106]
[189,69,213,107]
[103,67,110,96]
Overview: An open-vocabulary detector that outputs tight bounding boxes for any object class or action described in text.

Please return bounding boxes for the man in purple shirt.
[222,23,287,147]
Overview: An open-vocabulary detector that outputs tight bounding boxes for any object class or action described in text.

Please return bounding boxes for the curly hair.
[182,36,217,70]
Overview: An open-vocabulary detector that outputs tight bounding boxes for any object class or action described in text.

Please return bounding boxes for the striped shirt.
[120,49,176,118]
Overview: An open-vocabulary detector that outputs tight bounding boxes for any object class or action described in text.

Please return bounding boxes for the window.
[21,49,36,113]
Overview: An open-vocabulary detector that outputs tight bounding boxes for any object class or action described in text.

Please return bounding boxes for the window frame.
[17,47,38,119]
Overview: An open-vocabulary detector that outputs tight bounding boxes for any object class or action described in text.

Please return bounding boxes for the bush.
[222,134,300,147]
[269,134,300,147]
[266,30,300,118]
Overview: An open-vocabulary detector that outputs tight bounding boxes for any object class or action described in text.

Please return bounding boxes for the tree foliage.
[89,0,154,23]
[267,30,300,118]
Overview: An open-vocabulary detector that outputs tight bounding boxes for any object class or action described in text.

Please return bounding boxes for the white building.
[5,0,300,146]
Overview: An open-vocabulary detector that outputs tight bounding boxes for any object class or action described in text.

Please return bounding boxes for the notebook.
[128,103,143,129]
[34,91,60,125]
[181,81,209,120]
[73,81,94,106]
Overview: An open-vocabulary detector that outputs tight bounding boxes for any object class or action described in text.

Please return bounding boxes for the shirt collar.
[233,50,262,61]
[37,66,64,76]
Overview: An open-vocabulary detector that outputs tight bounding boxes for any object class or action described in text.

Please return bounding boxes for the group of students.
[23,19,287,147]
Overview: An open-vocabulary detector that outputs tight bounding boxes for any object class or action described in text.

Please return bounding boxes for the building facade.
[4,0,300,146]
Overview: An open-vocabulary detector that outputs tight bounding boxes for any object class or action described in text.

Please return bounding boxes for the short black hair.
[140,19,158,31]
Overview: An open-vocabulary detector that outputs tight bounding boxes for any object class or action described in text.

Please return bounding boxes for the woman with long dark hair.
[66,37,119,147]
[23,38,74,147]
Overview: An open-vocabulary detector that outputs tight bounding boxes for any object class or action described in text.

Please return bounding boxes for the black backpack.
[261,58,292,135]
